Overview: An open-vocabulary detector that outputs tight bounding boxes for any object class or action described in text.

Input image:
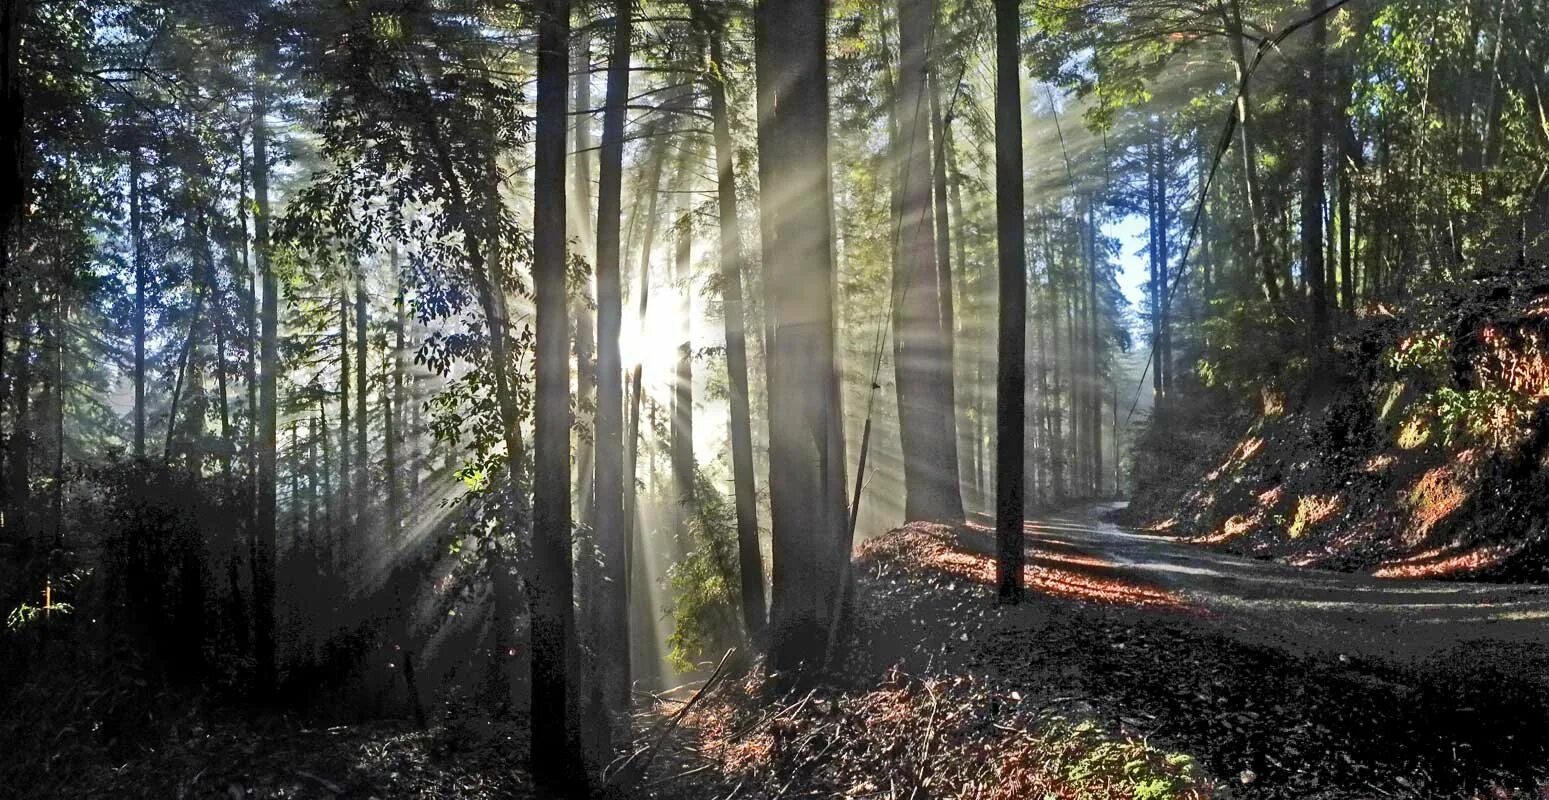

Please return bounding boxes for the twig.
[607,648,737,789]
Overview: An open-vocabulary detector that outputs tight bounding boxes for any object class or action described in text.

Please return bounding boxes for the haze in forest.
[2,0,1548,797]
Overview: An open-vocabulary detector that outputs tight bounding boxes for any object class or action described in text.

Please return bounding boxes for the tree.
[252,40,278,697]
[529,0,582,788]
[593,0,632,722]
[697,1,767,645]
[754,0,849,673]
[893,0,965,525]
[1303,0,1329,350]
[994,0,1026,604]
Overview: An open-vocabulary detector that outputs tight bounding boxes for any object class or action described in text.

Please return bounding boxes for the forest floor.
[643,505,1549,800]
[14,506,1549,799]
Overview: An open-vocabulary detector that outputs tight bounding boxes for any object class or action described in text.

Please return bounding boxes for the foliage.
[1044,718,1203,800]
[666,471,746,672]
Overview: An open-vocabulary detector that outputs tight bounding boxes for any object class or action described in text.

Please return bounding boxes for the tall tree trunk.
[1047,240,1065,500]
[0,0,25,428]
[530,0,581,787]
[238,144,258,484]
[625,135,664,526]
[994,0,1026,604]
[572,31,598,529]
[338,287,352,531]
[130,148,146,459]
[1224,0,1279,306]
[670,143,695,519]
[592,0,632,722]
[1032,220,1051,507]
[624,132,665,687]
[354,263,369,520]
[1304,0,1329,350]
[5,287,32,541]
[928,50,966,515]
[1085,199,1102,497]
[703,10,768,645]
[252,48,279,696]
[893,0,964,524]
[307,414,318,541]
[754,0,850,673]
[386,248,404,542]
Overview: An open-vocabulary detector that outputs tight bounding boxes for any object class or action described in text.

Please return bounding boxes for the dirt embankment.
[1127,270,1549,581]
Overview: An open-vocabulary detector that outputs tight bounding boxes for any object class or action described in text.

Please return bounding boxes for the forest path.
[1012,502,1549,673]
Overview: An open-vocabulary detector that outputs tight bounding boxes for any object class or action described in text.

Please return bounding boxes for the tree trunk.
[1304,0,1329,349]
[754,0,850,673]
[131,148,146,458]
[1224,0,1279,306]
[252,48,279,697]
[386,248,404,543]
[703,12,768,646]
[530,0,581,788]
[592,0,632,721]
[1086,199,1102,498]
[893,0,964,524]
[994,0,1026,604]
[354,263,369,521]
[670,142,696,520]
[928,52,966,515]
[572,31,598,529]
[338,287,352,531]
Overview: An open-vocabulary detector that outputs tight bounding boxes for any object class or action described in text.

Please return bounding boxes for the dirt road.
[1019,502,1549,673]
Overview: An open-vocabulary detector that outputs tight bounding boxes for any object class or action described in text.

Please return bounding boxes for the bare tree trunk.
[893,0,964,524]
[386,248,404,542]
[130,148,146,458]
[338,287,352,531]
[703,9,768,645]
[1304,0,1329,350]
[929,52,966,514]
[1086,199,1102,498]
[530,0,581,788]
[252,47,279,696]
[1224,0,1279,306]
[994,0,1026,603]
[572,31,598,530]
[354,263,369,521]
[592,0,633,722]
[754,0,850,673]
[670,141,696,521]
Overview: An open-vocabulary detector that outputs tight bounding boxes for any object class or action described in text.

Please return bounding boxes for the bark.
[130,148,146,458]
[386,248,404,543]
[529,0,581,788]
[1085,199,1102,498]
[1304,0,1329,349]
[703,10,768,645]
[1224,0,1279,306]
[0,0,24,401]
[252,48,279,696]
[593,0,632,720]
[572,31,598,529]
[354,262,369,519]
[754,0,850,673]
[338,287,352,529]
[670,143,695,518]
[994,0,1026,604]
[928,52,965,514]
[893,0,964,524]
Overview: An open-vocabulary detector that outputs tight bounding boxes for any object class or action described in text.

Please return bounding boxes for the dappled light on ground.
[679,667,1211,800]
[861,521,1194,613]
[1373,542,1524,579]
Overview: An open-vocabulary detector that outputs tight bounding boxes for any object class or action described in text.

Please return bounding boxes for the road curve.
[1021,502,1549,673]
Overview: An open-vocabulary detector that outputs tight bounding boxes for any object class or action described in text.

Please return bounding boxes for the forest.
[2,0,1548,797]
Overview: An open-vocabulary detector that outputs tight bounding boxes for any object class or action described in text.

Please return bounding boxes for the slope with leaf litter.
[646,522,1549,799]
[1129,268,1549,581]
